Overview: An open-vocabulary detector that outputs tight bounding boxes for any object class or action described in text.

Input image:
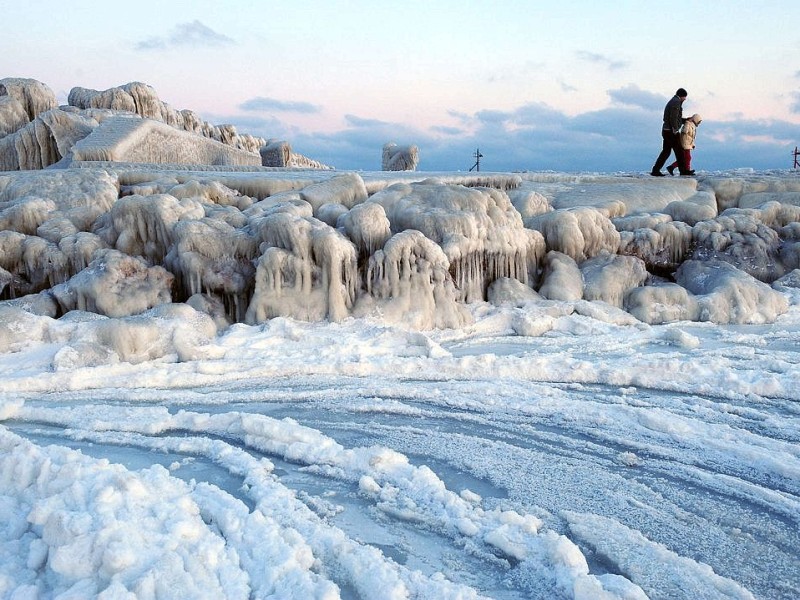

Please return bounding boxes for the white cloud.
[240,97,321,114]
[136,20,234,51]
[576,51,627,71]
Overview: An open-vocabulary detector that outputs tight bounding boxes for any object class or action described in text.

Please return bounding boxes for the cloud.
[576,51,627,71]
[607,85,663,111]
[136,20,234,51]
[240,97,321,114]
[559,79,578,93]
[790,91,800,114]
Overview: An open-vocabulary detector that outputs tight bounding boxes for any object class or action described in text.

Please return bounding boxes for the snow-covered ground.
[1,167,799,599]
[1,281,799,599]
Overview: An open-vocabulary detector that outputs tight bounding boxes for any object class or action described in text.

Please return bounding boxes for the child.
[668,114,702,175]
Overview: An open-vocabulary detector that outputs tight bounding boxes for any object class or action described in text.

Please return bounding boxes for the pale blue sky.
[3,0,800,171]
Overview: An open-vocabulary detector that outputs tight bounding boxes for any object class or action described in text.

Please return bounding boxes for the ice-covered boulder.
[488,277,541,307]
[369,180,544,302]
[50,303,220,367]
[0,94,29,139]
[0,167,119,232]
[51,249,174,318]
[538,251,583,302]
[0,108,99,170]
[675,259,789,324]
[508,186,551,219]
[527,207,620,263]
[663,190,718,225]
[246,210,358,323]
[0,78,57,122]
[361,229,471,329]
[110,193,204,262]
[382,142,419,171]
[166,218,258,322]
[341,202,392,260]
[0,231,69,297]
[617,220,693,273]
[692,207,786,282]
[700,176,800,211]
[624,283,700,324]
[581,252,648,308]
[299,173,368,215]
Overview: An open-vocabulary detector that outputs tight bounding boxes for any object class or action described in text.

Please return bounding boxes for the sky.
[3,0,800,172]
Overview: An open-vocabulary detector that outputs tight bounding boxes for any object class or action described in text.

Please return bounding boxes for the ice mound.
[625,283,701,324]
[52,249,173,318]
[676,259,789,324]
[368,179,544,302]
[581,252,648,308]
[538,251,584,302]
[527,207,620,263]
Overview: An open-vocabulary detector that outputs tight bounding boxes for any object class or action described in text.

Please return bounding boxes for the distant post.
[469,148,483,172]
[794,146,799,169]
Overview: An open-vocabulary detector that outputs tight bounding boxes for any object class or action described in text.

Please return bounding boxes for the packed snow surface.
[1,167,799,599]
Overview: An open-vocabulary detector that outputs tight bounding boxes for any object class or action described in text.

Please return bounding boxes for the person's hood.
[689,114,702,125]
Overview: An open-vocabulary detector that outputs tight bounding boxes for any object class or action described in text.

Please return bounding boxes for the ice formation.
[382,142,420,171]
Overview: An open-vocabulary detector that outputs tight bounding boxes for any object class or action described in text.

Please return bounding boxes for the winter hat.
[690,114,702,124]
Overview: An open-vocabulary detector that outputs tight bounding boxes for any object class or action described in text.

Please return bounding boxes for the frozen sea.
[0,168,799,599]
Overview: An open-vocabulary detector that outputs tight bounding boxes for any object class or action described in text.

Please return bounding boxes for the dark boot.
[650,169,665,177]
[667,165,676,175]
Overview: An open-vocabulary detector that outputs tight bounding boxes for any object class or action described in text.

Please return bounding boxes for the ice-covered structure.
[382,143,419,171]
[0,79,332,172]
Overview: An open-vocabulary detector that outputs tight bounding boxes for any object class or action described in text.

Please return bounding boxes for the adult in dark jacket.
[651,88,692,176]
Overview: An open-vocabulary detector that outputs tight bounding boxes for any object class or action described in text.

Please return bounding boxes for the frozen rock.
[527,207,620,263]
[341,202,392,260]
[618,220,693,273]
[260,139,292,167]
[361,229,471,329]
[625,283,701,324]
[369,180,544,302]
[538,251,583,302]
[692,207,785,282]
[0,94,29,139]
[488,277,541,307]
[676,259,789,324]
[299,173,368,214]
[663,191,718,225]
[52,249,173,318]
[0,78,57,122]
[581,252,648,308]
[166,218,258,322]
[246,211,358,323]
[508,186,551,219]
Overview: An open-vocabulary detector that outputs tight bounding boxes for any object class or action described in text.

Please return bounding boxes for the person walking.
[667,113,702,175]
[651,88,691,176]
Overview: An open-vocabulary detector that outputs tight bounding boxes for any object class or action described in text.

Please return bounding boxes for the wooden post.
[793,146,799,169]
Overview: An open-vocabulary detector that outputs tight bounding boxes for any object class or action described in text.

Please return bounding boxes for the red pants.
[669,149,692,171]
